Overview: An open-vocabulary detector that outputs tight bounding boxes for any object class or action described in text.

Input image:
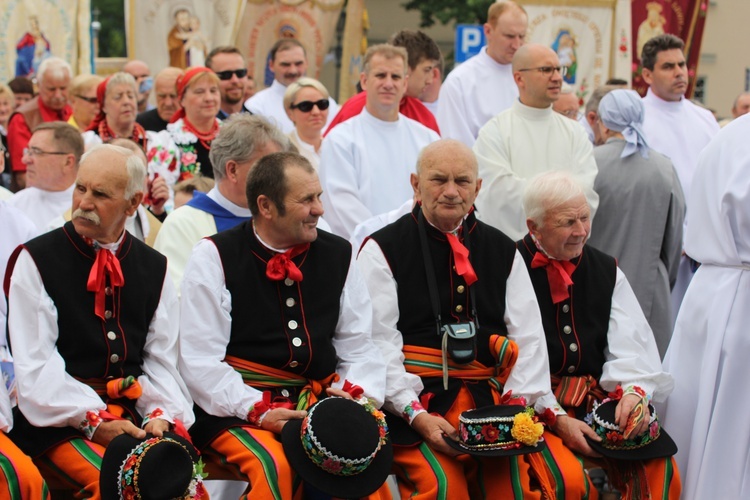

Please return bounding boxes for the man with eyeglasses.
[473,43,598,241]
[438,1,528,147]
[7,122,83,231]
[553,84,581,120]
[123,60,154,114]
[136,67,184,132]
[7,57,72,192]
[206,46,255,120]
[245,39,339,133]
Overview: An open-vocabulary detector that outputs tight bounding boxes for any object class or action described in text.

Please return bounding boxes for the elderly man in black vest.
[357,139,592,499]
[517,170,680,499]
[5,144,194,497]
[178,151,387,499]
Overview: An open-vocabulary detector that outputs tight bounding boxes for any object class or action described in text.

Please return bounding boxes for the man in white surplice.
[319,44,439,239]
[473,44,598,241]
[436,1,527,147]
[639,34,719,323]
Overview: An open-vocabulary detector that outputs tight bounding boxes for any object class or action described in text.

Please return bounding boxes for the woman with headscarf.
[585,89,685,358]
[82,72,149,149]
[283,77,330,170]
[147,67,221,184]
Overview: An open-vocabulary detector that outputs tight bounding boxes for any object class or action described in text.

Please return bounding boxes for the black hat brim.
[281,416,394,498]
[585,428,677,461]
[443,434,548,457]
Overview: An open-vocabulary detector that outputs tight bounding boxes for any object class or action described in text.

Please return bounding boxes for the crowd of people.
[0,1,748,499]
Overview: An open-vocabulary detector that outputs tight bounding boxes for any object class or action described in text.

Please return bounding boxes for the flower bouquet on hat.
[99,432,207,500]
[281,396,393,499]
[444,395,547,457]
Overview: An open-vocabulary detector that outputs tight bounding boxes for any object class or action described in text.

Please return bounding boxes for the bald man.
[472,43,598,240]
[137,67,183,132]
[123,59,153,113]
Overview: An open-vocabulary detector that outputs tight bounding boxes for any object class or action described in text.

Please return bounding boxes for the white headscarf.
[598,89,650,158]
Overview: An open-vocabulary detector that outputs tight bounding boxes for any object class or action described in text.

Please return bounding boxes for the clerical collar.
[252,220,290,253]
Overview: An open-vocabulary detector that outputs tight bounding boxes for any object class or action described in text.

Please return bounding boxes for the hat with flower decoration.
[100,432,207,500]
[585,399,677,460]
[444,404,548,457]
[281,396,393,498]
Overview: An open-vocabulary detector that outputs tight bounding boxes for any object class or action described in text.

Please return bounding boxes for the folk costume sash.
[550,374,607,413]
[531,251,576,304]
[224,355,337,411]
[402,335,518,401]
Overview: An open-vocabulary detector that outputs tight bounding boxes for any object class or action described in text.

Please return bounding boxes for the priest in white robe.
[319,44,439,239]
[639,34,719,323]
[473,43,598,241]
[661,113,750,500]
[437,2,526,147]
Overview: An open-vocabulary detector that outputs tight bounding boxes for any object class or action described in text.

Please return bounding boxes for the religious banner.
[125,0,244,73]
[234,0,344,91]
[337,0,368,103]
[631,0,708,97]
[521,0,630,107]
[0,0,91,82]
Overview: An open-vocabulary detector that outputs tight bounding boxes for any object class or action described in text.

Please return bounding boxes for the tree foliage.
[401,0,495,28]
[92,0,126,57]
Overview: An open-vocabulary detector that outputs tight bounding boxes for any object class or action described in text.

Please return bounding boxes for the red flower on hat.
[606,431,624,444]
[481,424,500,443]
[322,458,343,474]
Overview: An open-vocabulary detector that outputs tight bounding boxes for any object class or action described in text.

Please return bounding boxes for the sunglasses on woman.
[290,99,330,112]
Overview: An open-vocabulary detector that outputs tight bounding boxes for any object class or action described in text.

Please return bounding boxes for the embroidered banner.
[522,0,629,107]
[337,0,368,102]
[0,0,91,82]
[631,0,708,97]
[235,0,344,91]
[125,0,244,72]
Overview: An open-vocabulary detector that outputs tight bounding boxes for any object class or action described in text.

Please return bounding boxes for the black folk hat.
[281,396,393,498]
[585,399,678,460]
[100,432,205,500]
[444,404,548,457]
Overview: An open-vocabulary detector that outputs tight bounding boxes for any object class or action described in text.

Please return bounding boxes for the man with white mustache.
[473,43,599,241]
[5,144,194,497]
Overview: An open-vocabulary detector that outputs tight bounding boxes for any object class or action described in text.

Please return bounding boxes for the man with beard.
[206,46,254,120]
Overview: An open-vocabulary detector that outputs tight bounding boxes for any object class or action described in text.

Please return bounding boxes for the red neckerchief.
[85,242,125,320]
[181,116,219,150]
[265,244,310,282]
[445,232,478,286]
[96,120,149,151]
[531,251,575,304]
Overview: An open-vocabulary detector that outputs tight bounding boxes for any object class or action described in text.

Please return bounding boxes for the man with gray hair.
[581,84,618,145]
[552,83,580,120]
[5,144,193,497]
[154,114,291,291]
[587,89,685,357]
[7,56,72,190]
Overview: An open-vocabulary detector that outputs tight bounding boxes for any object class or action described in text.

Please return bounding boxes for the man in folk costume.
[517,171,680,499]
[178,151,388,499]
[154,114,291,293]
[357,139,593,499]
[4,144,195,498]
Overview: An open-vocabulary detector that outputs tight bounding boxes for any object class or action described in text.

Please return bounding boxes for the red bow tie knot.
[265,244,310,282]
[531,251,576,304]
[86,248,124,320]
[445,232,478,286]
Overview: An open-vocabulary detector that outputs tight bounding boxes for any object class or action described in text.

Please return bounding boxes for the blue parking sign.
[455,25,486,64]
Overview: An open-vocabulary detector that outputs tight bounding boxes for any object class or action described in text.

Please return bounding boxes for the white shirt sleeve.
[501,250,561,413]
[330,254,387,408]
[600,268,674,402]
[357,238,426,416]
[436,74,476,147]
[178,239,263,419]
[9,249,107,429]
